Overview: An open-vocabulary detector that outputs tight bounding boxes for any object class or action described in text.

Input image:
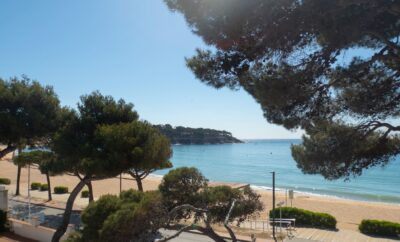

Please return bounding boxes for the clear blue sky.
[0,0,303,139]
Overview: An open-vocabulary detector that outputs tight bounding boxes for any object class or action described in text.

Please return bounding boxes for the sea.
[154,139,400,204]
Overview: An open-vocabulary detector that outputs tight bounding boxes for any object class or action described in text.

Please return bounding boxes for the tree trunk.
[15,165,21,196]
[136,177,144,192]
[52,178,88,242]
[0,145,16,160]
[224,200,237,242]
[158,224,194,242]
[224,225,237,242]
[87,181,94,202]
[128,171,145,192]
[197,226,226,242]
[46,172,52,201]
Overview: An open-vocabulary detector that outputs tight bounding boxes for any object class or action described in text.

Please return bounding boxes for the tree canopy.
[13,150,60,200]
[159,167,263,241]
[51,92,171,241]
[99,121,172,191]
[0,76,61,158]
[165,0,400,179]
[13,150,57,171]
[52,91,139,178]
[159,167,208,213]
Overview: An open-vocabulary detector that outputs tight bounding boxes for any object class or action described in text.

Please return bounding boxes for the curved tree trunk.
[224,200,237,242]
[15,165,21,196]
[223,225,237,242]
[51,178,88,242]
[46,172,52,201]
[0,145,16,160]
[136,177,143,192]
[164,204,225,242]
[197,226,226,242]
[87,181,94,202]
[128,170,145,192]
[158,224,194,242]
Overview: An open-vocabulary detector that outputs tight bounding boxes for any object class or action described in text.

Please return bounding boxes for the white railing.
[240,220,270,232]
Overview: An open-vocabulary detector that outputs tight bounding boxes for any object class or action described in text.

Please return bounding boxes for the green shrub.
[159,167,208,211]
[359,219,400,238]
[81,195,122,241]
[54,186,69,194]
[99,192,167,242]
[0,178,11,185]
[269,207,336,229]
[40,183,49,191]
[31,182,41,190]
[0,210,8,232]
[81,190,90,198]
[64,232,84,242]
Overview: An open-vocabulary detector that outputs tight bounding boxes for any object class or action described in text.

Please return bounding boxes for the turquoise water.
[154,139,400,204]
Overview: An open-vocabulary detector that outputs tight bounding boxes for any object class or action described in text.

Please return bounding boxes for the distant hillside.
[155,124,242,145]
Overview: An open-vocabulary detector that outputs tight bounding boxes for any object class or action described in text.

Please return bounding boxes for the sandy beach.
[1,157,399,233]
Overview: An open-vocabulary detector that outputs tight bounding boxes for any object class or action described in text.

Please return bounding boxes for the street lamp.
[28,163,31,223]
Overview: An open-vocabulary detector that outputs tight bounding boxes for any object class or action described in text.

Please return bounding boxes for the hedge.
[54,186,69,194]
[40,184,49,191]
[31,182,41,190]
[359,219,400,238]
[0,178,11,185]
[269,207,337,229]
[0,210,7,232]
[81,190,90,198]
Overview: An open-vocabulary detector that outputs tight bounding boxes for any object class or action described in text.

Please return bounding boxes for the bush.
[54,186,69,194]
[99,192,167,242]
[64,232,84,242]
[80,191,166,242]
[81,195,122,241]
[269,207,336,229]
[159,167,208,210]
[31,182,41,190]
[120,189,146,203]
[359,219,400,238]
[0,210,8,232]
[40,183,49,191]
[81,190,90,198]
[0,178,11,185]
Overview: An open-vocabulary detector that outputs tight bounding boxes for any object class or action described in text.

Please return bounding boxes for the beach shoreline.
[1,158,399,232]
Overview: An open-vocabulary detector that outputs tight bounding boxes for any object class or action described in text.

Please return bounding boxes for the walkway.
[8,200,81,229]
[292,227,399,242]
[242,220,399,242]
[0,232,37,242]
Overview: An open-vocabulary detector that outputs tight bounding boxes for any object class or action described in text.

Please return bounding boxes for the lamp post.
[28,163,31,223]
